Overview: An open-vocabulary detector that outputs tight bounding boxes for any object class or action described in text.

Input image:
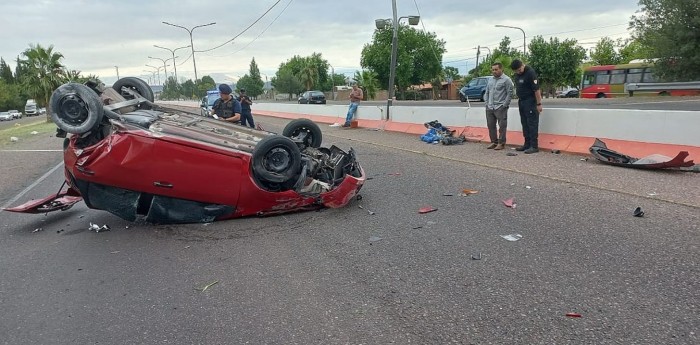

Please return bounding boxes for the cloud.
[0,0,640,84]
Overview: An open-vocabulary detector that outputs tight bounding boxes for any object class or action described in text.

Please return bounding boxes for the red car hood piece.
[4,190,83,214]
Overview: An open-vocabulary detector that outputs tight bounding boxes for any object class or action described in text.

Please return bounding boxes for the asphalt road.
[0,116,698,344]
[273,96,700,111]
[0,115,46,130]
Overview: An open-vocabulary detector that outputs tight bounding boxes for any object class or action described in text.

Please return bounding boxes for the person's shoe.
[494,144,505,150]
[524,147,539,154]
[486,143,497,149]
[515,146,528,151]
[342,123,351,128]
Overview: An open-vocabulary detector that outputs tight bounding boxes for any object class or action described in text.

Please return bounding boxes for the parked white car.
[8,110,22,119]
[0,112,14,121]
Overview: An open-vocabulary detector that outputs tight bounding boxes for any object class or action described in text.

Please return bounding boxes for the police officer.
[211,84,241,123]
[510,59,543,154]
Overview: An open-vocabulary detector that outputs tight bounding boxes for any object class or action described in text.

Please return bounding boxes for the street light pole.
[154,44,190,83]
[495,24,526,55]
[328,63,335,101]
[162,21,216,81]
[114,66,120,79]
[145,64,165,85]
[148,56,174,82]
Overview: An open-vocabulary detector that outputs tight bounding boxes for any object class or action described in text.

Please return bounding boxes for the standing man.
[343,83,363,127]
[211,84,242,123]
[483,62,514,150]
[510,59,543,154]
[238,89,255,128]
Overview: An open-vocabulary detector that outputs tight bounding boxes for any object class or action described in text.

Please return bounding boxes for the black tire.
[596,93,606,99]
[459,94,466,102]
[479,91,486,102]
[282,118,323,149]
[50,83,104,134]
[112,77,154,109]
[659,91,670,96]
[252,135,302,184]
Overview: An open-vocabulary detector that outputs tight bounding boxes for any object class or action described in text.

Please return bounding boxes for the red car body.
[5,80,365,224]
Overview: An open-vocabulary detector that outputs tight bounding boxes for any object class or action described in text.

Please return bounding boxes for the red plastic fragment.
[502,198,516,208]
[566,313,582,318]
[418,207,437,214]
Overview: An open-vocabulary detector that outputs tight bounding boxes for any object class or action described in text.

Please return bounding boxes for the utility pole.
[475,46,481,76]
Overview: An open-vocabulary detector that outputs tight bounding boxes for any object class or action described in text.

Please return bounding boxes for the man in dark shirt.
[510,59,543,154]
[238,89,254,128]
[211,84,241,123]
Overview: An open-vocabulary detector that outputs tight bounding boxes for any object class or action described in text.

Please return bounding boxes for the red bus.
[580,62,700,98]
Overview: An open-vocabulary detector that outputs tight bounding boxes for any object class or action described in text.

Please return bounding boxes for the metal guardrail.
[625,81,700,93]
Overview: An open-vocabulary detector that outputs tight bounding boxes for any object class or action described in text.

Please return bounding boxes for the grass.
[0,120,58,147]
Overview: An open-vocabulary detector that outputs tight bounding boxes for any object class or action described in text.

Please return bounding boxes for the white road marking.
[616,99,700,106]
[0,149,63,152]
[1,162,63,210]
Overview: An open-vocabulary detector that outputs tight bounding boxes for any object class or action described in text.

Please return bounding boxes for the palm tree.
[354,70,380,100]
[299,61,318,91]
[19,44,65,122]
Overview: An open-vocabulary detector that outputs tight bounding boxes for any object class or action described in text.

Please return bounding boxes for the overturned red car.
[5,78,365,223]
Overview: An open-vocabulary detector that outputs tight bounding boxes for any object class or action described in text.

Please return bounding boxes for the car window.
[477,78,488,86]
[467,80,477,87]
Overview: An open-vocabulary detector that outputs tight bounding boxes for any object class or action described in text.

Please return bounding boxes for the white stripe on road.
[616,99,700,106]
[0,149,63,152]
[1,162,63,210]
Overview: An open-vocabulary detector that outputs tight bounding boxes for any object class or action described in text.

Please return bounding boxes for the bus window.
[642,68,657,82]
[595,71,610,84]
[627,68,643,83]
[610,69,626,84]
[582,73,595,86]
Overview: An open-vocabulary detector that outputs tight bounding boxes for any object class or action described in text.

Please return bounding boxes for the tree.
[244,58,264,98]
[443,66,460,81]
[361,24,446,98]
[528,36,586,96]
[161,76,180,100]
[276,53,330,92]
[0,58,14,84]
[590,37,622,65]
[271,69,303,100]
[62,69,101,84]
[617,38,652,63]
[181,79,197,99]
[196,76,216,98]
[353,70,380,100]
[299,60,319,91]
[631,0,700,80]
[18,44,65,121]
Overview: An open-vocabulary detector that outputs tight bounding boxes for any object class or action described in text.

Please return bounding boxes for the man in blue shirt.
[511,59,543,154]
[238,89,254,128]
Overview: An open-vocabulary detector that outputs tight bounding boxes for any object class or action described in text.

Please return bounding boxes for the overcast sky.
[0,0,641,85]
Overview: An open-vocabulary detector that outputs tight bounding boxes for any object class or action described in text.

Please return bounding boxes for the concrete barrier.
[163,101,700,162]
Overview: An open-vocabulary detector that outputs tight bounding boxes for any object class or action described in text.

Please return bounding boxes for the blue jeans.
[345,102,359,125]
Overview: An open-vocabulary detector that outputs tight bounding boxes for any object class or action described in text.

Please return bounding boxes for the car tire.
[282,118,323,149]
[459,95,466,102]
[479,91,485,102]
[112,77,154,109]
[50,82,104,134]
[252,135,302,184]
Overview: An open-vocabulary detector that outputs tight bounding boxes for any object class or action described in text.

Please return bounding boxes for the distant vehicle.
[25,99,38,116]
[298,91,327,104]
[581,62,700,98]
[200,90,220,117]
[459,76,492,102]
[8,110,22,119]
[39,107,46,115]
[0,112,14,121]
[556,88,579,98]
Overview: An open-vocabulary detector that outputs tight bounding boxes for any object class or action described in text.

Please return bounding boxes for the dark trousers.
[518,99,539,148]
[486,106,508,144]
[240,109,254,128]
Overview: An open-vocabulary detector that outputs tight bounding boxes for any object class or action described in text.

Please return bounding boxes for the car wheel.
[112,77,154,109]
[282,118,323,149]
[50,83,104,134]
[479,91,485,102]
[595,93,606,99]
[252,135,302,184]
[459,95,466,102]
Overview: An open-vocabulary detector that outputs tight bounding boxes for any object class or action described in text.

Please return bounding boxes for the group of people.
[210,84,255,128]
[483,59,542,154]
[210,61,541,150]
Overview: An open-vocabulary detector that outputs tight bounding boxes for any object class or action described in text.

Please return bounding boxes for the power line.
[197,0,285,53]
[207,0,293,58]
